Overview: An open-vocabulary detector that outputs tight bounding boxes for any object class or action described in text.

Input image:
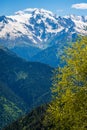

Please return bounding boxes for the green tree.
[44,36,87,130]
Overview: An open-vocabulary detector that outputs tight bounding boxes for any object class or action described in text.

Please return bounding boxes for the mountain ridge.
[0,8,87,49]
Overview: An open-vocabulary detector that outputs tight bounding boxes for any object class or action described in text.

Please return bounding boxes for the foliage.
[0,82,27,130]
[44,36,87,130]
[0,96,23,130]
[3,105,47,130]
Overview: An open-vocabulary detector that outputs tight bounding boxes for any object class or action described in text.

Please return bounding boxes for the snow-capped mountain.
[0,8,87,49]
[0,8,63,48]
[0,8,87,67]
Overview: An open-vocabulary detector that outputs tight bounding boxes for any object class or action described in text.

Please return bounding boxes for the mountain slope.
[0,46,53,107]
[11,45,41,61]
[31,31,77,67]
[0,46,53,128]
[0,81,28,130]
[3,105,47,130]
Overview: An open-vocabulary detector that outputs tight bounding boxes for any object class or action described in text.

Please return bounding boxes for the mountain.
[0,8,87,67]
[3,105,47,130]
[11,45,41,61]
[0,8,63,47]
[0,45,53,109]
[0,8,87,48]
[0,46,53,129]
[31,30,77,67]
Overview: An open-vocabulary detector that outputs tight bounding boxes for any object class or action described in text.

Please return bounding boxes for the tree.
[44,36,87,130]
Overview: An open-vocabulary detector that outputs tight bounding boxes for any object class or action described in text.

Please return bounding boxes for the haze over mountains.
[0,8,87,67]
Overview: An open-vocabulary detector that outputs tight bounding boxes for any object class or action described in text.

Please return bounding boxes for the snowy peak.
[0,8,63,45]
[0,16,7,23]
[65,15,87,22]
[9,8,55,24]
[69,15,87,35]
[0,8,87,48]
[15,8,54,17]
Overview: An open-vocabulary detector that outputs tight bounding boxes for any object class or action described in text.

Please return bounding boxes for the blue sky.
[0,0,87,16]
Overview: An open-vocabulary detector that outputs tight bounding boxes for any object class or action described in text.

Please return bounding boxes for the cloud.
[72,3,87,9]
[15,8,37,15]
[15,10,24,15]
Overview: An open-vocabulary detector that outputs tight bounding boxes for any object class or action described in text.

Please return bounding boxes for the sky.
[0,0,87,16]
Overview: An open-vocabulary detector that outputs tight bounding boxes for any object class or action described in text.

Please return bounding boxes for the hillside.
[31,31,77,67]
[0,82,28,130]
[0,46,53,129]
[3,105,47,130]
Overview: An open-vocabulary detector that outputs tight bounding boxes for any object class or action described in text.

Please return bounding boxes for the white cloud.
[15,10,24,15]
[24,8,37,12]
[72,3,87,9]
